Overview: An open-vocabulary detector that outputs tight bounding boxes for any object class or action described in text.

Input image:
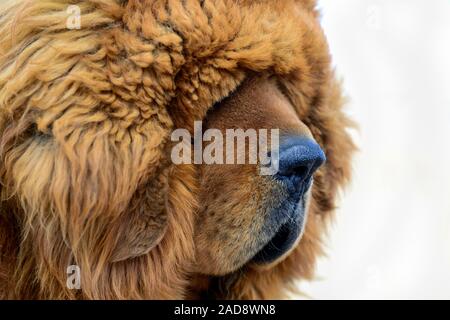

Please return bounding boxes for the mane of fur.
[0,0,355,299]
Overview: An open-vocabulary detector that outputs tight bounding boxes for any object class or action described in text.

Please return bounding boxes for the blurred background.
[299,0,450,299]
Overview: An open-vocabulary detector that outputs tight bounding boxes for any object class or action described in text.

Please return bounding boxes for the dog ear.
[110,168,170,262]
[1,111,172,266]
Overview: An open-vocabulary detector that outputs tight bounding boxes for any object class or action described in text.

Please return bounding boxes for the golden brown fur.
[0,0,355,299]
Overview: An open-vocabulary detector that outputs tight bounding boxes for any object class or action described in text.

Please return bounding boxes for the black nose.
[276,137,326,187]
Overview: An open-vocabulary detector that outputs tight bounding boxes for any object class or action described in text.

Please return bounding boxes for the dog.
[0,0,354,299]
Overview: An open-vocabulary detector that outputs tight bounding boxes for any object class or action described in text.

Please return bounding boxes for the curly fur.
[0,0,355,299]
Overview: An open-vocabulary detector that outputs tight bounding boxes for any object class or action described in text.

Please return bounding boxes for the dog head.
[0,0,354,299]
[195,75,326,275]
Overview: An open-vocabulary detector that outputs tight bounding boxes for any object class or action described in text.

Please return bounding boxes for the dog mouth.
[250,192,309,266]
[251,218,303,264]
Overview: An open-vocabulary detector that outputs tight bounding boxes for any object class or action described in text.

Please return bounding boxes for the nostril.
[280,162,309,178]
[289,164,309,179]
[277,137,326,182]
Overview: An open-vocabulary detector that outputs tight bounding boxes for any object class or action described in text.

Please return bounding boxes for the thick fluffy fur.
[0,0,355,299]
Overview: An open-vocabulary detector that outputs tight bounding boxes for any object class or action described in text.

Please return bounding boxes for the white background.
[299,0,450,299]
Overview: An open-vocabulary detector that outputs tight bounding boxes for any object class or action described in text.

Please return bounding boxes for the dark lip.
[251,218,302,264]
[251,194,307,264]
